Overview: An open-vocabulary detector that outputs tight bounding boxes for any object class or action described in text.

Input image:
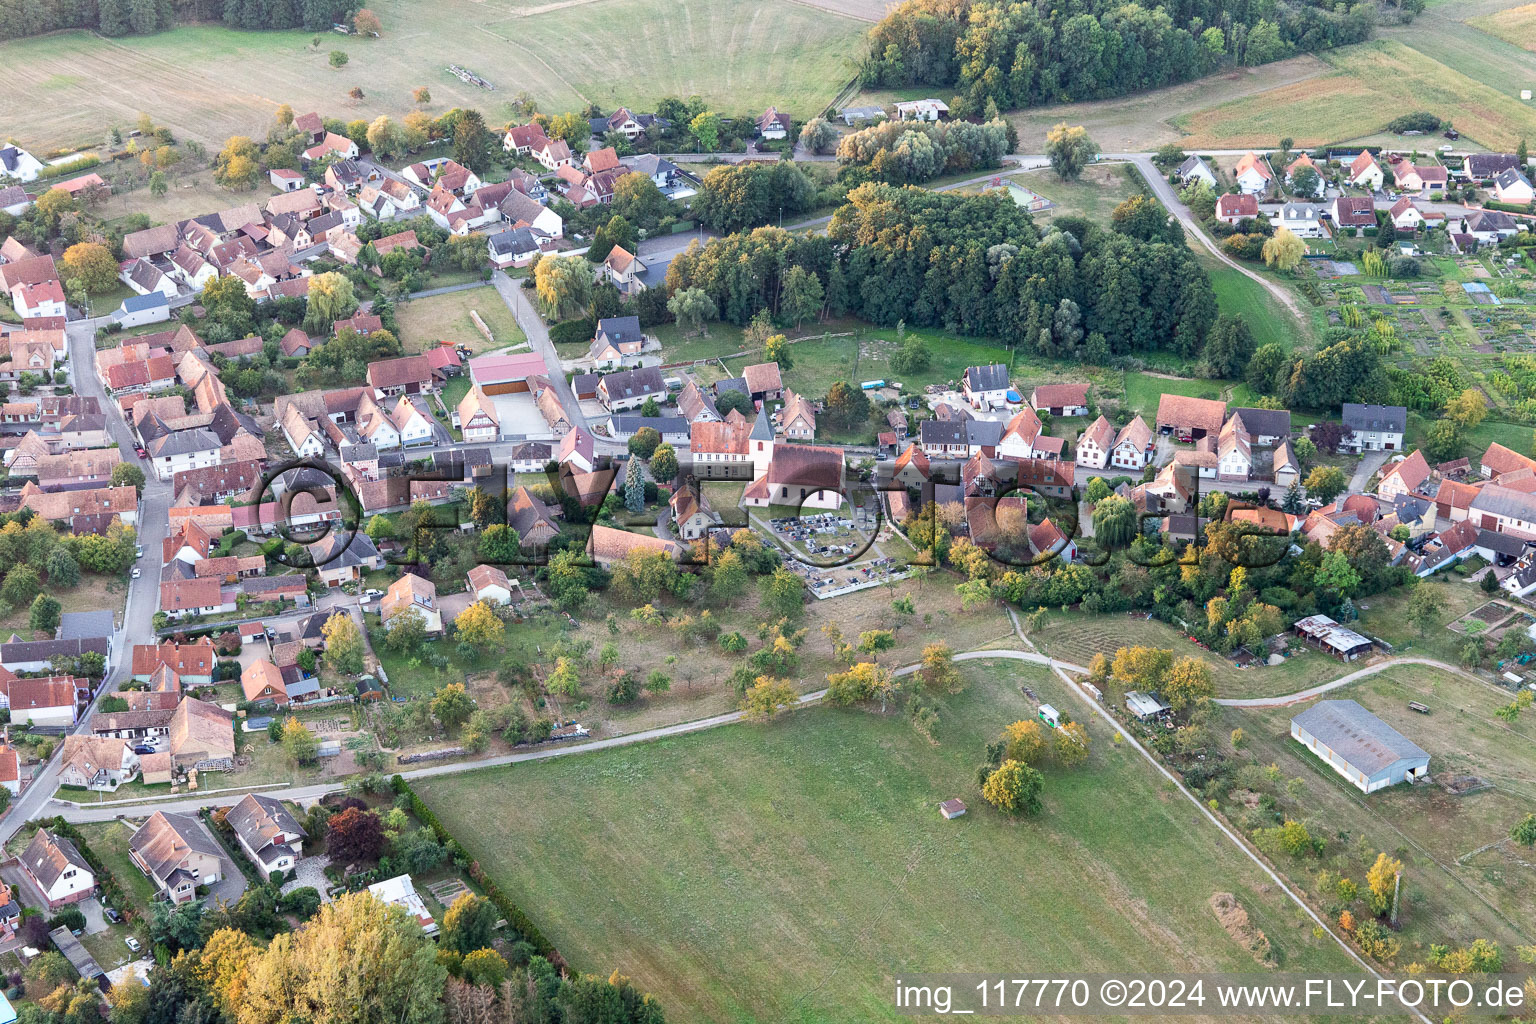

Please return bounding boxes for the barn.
[468,351,548,396]
[1290,699,1429,793]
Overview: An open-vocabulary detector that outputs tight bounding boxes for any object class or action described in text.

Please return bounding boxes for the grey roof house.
[225,793,307,880]
[1290,699,1429,793]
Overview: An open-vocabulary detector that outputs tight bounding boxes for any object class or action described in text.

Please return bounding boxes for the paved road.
[1117,153,1306,322]
[0,324,171,841]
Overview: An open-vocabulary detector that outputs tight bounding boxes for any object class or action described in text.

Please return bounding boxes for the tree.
[1445,388,1487,430]
[1315,550,1361,598]
[534,256,593,320]
[352,7,380,33]
[281,716,318,766]
[1092,495,1137,548]
[148,170,168,196]
[303,272,358,332]
[780,265,824,328]
[1366,852,1402,916]
[1054,721,1089,766]
[650,443,679,483]
[764,332,793,371]
[29,593,61,635]
[329,49,348,67]
[365,115,404,160]
[1303,465,1346,505]
[110,462,146,491]
[1423,419,1464,463]
[800,116,836,154]
[667,287,717,336]
[236,891,446,1024]
[2,564,39,606]
[919,642,962,693]
[1044,123,1096,181]
[742,676,798,720]
[1162,656,1214,711]
[60,243,119,294]
[431,682,475,730]
[453,601,504,652]
[982,760,1044,815]
[1003,719,1048,764]
[325,806,385,864]
[1111,645,1173,692]
[411,85,430,105]
[823,380,871,430]
[382,607,427,653]
[1204,315,1256,378]
[321,612,365,675]
[439,892,498,954]
[710,548,748,606]
[1406,584,1445,637]
[1262,227,1305,272]
[690,111,722,151]
[826,661,899,710]
[150,900,205,951]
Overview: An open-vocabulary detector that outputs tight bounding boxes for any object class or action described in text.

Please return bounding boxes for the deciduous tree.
[1045,123,1096,181]
[982,759,1044,815]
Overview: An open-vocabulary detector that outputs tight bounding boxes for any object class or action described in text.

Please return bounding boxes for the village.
[0,34,1535,1022]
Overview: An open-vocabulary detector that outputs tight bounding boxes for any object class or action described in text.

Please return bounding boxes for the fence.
[390,775,560,964]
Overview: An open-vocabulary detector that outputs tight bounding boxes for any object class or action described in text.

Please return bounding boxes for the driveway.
[281,854,333,902]
[206,842,248,907]
[81,897,109,934]
[1350,450,1392,494]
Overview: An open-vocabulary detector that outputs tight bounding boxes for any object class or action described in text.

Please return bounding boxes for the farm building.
[1124,691,1171,719]
[467,352,548,395]
[1290,699,1429,793]
[1292,614,1374,661]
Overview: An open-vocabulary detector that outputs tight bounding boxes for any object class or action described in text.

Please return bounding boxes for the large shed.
[1290,699,1429,793]
[1292,614,1374,661]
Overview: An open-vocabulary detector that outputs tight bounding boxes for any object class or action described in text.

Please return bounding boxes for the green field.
[417,659,1357,1023]
[1202,258,1315,353]
[1215,663,1536,954]
[0,0,867,151]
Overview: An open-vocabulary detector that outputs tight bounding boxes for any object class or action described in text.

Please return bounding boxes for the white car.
[135,545,144,558]
[125,937,141,953]
[130,568,141,579]
[1439,144,1454,152]
[362,588,384,600]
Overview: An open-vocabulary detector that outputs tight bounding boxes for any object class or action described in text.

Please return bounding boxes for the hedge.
[35,154,101,182]
[1481,201,1536,217]
[389,775,560,964]
[547,318,595,346]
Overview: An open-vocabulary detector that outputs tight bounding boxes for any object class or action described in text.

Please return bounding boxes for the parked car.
[125,937,140,953]
[132,745,156,755]
[104,907,121,924]
[130,568,141,579]
[362,588,384,599]
[135,545,145,558]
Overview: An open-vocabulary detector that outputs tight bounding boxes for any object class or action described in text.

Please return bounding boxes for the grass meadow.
[418,659,1359,1023]
[394,286,525,355]
[1214,662,1536,956]
[0,0,867,152]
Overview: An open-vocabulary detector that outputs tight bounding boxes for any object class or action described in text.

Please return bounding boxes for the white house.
[1271,203,1324,238]
[894,99,948,122]
[961,363,1010,410]
[457,386,499,443]
[269,168,304,192]
[466,565,515,606]
[1075,415,1113,470]
[755,107,790,140]
[1109,416,1153,471]
[113,292,171,329]
[147,428,222,482]
[20,829,94,910]
[0,146,45,183]
[382,573,442,634]
[1494,167,1535,205]
[1389,196,1424,232]
[391,396,436,447]
[1340,403,1406,452]
[11,279,65,320]
[1348,150,1384,190]
[1177,155,1216,187]
[1233,152,1273,194]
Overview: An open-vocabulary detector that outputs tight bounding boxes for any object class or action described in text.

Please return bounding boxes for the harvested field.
[1466,4,1536,54]
[1173,40,1536,151]
[0,0,868,151]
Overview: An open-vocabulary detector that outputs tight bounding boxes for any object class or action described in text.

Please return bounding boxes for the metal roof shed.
[1291,699,1429,794]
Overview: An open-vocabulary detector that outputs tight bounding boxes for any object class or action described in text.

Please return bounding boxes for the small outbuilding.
[939,799,967,819]
[1290,699,1430,793]
[1124,691,1171,719]
[1037,704,1060,728]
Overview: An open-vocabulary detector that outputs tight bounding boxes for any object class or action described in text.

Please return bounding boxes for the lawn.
[1028,610,1350,701]
[0,574,124,642]
[394,286,524,356]
[0,0,867,152]
[1170,39,1536,151]
[1213,663,1536,956]
[417,659,1358,1023]
[1352,576,1505,667]
[1201,257,1313,353]
[1120,370,1226,419]
[1011,163,1137,223]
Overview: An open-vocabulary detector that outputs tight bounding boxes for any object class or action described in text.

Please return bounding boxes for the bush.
[46,907,85,933]
[547,318,595,346]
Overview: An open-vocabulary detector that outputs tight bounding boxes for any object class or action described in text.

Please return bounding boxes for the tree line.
[859,0,1378,118]
[0,0,355,40]
[666,183,1219,361]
